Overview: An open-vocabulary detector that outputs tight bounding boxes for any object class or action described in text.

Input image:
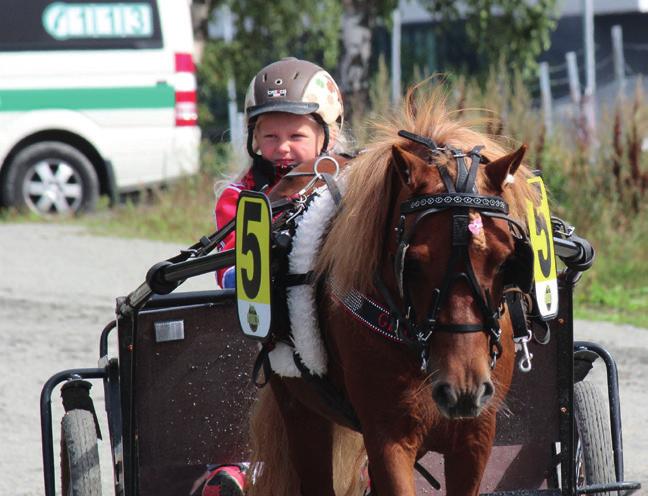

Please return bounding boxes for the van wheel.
[4,142,99,216]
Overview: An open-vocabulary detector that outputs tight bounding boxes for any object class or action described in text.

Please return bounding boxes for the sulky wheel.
[60,409,102,496]
[574,380,616,495]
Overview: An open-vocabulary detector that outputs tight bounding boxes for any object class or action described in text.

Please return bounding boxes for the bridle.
[374,130,534,371]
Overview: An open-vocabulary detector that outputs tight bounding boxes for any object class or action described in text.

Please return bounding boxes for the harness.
[362,130,535,371]
[249,136,538,489]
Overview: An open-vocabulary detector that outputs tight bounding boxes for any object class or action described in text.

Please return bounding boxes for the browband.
[401,193,509,215]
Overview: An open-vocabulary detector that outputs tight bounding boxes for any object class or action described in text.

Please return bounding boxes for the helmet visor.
[247,101,320,120]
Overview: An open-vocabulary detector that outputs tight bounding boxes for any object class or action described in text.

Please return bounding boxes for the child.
[206,58,345,495]
[214,57,345,288]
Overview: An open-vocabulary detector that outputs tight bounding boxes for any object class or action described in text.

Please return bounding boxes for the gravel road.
[1,222,646,495]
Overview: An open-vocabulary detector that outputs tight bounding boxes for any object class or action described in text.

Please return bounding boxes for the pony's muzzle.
[431,380,494,418]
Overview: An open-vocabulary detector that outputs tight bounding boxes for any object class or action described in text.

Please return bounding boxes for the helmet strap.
[320,123,330,156]
[307,113,330,155]
[246,120,258,159]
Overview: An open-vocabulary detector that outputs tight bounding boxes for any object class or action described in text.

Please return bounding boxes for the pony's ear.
[391,145,428,189]
[485,144,527,190]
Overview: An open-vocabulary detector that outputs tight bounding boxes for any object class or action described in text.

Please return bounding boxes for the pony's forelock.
[315,83,537,294]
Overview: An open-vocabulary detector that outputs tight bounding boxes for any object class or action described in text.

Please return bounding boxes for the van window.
[0,0,162,51]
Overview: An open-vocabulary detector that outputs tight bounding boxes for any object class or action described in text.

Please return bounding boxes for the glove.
[222,267,236,289]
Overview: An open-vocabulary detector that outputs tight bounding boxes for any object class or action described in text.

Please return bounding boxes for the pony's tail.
[246,386,369,496]
[246,386,299,496]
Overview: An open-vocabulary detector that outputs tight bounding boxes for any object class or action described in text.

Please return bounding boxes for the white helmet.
[244,58,344,156]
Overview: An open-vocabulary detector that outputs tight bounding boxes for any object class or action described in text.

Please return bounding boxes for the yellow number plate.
[526,176,559,319]
[235,191,272,340]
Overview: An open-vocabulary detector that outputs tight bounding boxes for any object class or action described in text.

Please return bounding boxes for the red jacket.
[213,166,289,286]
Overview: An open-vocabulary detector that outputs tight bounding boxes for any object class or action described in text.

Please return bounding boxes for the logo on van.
[42,2,153,40]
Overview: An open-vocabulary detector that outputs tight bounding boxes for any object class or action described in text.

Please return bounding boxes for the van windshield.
[0,0,162,51]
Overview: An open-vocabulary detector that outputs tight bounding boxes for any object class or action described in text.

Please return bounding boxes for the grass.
[82,173,219,244]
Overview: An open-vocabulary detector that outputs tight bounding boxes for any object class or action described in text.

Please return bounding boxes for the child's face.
[255,113,324,166]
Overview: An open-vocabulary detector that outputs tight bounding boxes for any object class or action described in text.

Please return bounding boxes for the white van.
[0,0,200,216]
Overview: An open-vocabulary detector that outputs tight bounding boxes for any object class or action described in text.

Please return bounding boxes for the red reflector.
[175,91,196,103]
[175,52,195,73]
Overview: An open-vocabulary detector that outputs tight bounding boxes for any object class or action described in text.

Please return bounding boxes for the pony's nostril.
[432,382,457,408]
[480,381,494,404]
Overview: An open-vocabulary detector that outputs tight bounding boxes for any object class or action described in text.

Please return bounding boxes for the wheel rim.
[23,160,83,215]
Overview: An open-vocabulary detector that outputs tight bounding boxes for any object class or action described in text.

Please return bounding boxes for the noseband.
[374,130,533,370]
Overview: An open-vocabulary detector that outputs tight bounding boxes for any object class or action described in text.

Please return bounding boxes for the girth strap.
[292,353,362,431]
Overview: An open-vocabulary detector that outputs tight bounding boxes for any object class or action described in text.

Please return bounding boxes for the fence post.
[611,25,626,98]
[566,51,581,106]
[582,0,596,137]
[539,62,553,135]
[391,7,402,105]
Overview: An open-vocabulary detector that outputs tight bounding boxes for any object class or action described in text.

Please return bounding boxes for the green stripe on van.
[0,85,174,111]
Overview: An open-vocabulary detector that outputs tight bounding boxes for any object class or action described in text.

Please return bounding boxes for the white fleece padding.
[268,181,345,377]
[267,342,300,377]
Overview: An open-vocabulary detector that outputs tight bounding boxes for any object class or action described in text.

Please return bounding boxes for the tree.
[422,0,559,79]
[338,0,397,120]
[195,0,341,135]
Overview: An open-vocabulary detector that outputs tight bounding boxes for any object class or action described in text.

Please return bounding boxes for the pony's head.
[388,139,531,418]
[317,84,538,419]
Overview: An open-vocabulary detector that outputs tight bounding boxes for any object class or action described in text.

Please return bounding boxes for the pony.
[247,85,539,496]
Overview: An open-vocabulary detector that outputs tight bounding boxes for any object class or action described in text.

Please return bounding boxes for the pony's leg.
[443,449,490,496]
[363,439,418,496]
[271,378,336,496]
[443,421,495,496]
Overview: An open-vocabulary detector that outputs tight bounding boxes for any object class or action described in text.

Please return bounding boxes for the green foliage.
[198,0,342,132]
[423,0,559,79]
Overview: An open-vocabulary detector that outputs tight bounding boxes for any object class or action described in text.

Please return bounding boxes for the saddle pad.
[268,178,346,377]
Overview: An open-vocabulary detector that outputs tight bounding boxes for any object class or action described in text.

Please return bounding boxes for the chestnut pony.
[247,88,538,496]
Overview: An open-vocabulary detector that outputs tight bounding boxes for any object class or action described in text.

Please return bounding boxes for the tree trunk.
[190,0,211,61]
[338,1,373,122]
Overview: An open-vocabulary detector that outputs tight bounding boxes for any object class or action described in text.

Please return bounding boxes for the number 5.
[241,202,262,299]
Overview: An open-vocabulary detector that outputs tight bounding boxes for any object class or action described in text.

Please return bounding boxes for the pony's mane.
[315,84,538,294]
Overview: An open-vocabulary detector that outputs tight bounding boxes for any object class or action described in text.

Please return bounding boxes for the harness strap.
[251,343,275,388]
[331,285,405,343]
[321,172,342,206]
[438,165,456,193]
[414,461,441,490]
[292,353,362,431]
[281,271,314,287]
[504,289,531,340]
[455,153,469,192]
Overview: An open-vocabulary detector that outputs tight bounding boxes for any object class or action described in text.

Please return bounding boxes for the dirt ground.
[1,223,646,495]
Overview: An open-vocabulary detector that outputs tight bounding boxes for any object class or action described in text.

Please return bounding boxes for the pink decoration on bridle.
[468,216,483,235]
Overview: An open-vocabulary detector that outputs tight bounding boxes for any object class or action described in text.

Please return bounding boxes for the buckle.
[513,329,534,373]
